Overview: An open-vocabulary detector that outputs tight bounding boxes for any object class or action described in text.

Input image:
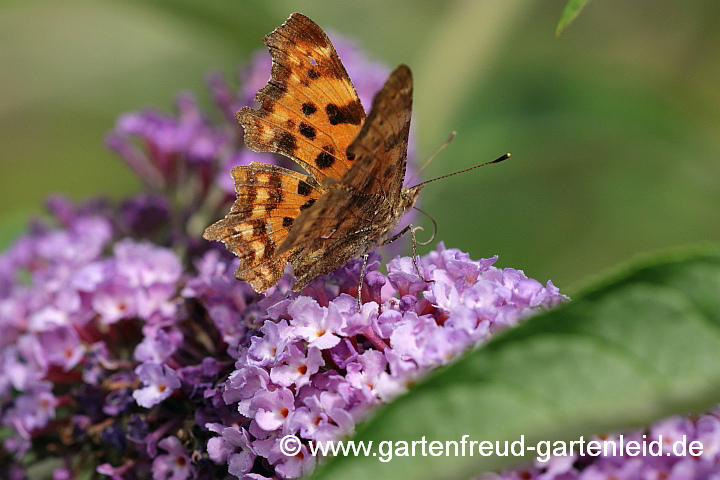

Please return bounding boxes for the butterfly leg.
[382,224,433,284]
[382,224,411,245]
[409,225,433,284]
[356,253,370,311]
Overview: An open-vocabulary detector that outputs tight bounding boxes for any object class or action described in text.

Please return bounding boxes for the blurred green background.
[2,0,719,290]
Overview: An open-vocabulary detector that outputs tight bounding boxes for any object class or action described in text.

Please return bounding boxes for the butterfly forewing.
[344,65,413,203]
[236,13,365,185]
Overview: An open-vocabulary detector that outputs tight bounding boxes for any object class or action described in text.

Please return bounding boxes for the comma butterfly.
[204,13,508,304]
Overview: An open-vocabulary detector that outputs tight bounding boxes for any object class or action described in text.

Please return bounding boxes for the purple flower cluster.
[481,412,720,479]
[0,198,249,478]
[202,245,567,479]
[0,195,566,479]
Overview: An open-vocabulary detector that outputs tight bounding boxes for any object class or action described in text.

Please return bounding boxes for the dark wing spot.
[308,68,320,80]
[297,180,312,196]
[298,122,316,140]
[302,102,317,116]
[282,217,294,227]
[267,172,284,213]
[326,101,363,126]
[272,131,297,155]
[315,146,335,169]
[345,148,355,161]
[300,199,316,211]
[262,237,275,260]
[315,152,334,169]
[250,219,267,237]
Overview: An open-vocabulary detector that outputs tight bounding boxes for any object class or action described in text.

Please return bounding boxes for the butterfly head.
[398,185,424,217]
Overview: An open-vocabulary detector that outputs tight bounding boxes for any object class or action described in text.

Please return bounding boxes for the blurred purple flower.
[151,436,195,480]
[133,362,181,408]
[120,194,171,237]
[38,326,85,371]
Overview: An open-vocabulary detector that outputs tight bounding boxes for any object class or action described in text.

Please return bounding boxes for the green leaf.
[556,0,592,36]
[311,247,720,480]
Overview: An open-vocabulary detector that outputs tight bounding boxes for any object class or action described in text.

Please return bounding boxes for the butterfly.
[204,13,429,302]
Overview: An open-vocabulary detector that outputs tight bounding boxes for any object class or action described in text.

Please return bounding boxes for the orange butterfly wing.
[202,163,322,291]
[236,13,365,185]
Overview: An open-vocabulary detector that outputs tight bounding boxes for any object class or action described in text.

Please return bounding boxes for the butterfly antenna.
[407,131,457,185]
[411,206,438,246]
[408,153,511,189]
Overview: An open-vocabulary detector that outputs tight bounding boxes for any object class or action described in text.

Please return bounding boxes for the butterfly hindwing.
[279,185,386,290]
[237,13,366,186]
[203,163,323,291]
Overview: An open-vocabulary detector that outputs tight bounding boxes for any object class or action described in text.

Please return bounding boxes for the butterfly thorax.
[363,185,423,250]
[280,184,421,291]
